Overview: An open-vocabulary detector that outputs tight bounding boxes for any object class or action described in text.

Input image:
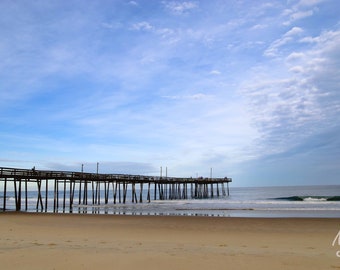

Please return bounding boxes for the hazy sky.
[1,0,339,186]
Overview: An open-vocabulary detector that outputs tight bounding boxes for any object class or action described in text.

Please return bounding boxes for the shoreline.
[2,208,340,218]
[1,212,339,269]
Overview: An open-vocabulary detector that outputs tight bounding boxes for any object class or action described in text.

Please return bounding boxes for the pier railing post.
[3,178,7,211]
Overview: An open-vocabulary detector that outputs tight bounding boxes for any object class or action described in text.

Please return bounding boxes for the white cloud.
[296,0,325,7]
[128,1,138,6]
[131,21,154,31]
[283,0,325,25]
[284,9,314,25]
[264,27,303,57]
[286,51,305,61]
[162,1,198,14]
[209,70,221,75]
[251,24,267,30]
[299,36,318,43]
[129,21,178,44]
[241,28,340,159]
[290,9,314,21]
[289,65,304,73]
[285,26,304,36]
[162,93,213,100]
[1,0,339,184]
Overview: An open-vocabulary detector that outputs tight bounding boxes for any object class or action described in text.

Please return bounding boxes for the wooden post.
[18,178,22,211]
[25,179,28,211]
[98,182,101,205]
[104,182,109,204]
[36,180,43,211]
[56,180,59,211]
[132,183,135,203]
[45,179,48,212]
[69,180,73,213]
[94,182,98,204]
[186,183,188,199]
[70,180,75,211]
[147,182,151,203]
[158,183,163,200]
[178,183,181,199]
[111,181,115,204]
[134,185,138,203]
[3,178,7,211]
[53,179,57,212]
[204,183,208,198]
[164,182,167,199]
[14,179,18,211]
[14,179,22,211]
[139,183,143,203]
[169,184,172,200]
[83,180,88,205]
[118,182,121,203]
[113,181,117,204]
[182,183,186,199]
[92,180,95,204]
[123,182,127,204]
[221,182,226,196]
[78,180,82,205]
[63,179,66,212]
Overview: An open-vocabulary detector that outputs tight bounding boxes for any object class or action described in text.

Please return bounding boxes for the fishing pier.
[0,167,232,213]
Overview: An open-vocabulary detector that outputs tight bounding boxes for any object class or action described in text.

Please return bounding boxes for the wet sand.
[0,213,339,270]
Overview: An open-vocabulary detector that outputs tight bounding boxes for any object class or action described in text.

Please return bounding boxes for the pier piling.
[0,167,232,213]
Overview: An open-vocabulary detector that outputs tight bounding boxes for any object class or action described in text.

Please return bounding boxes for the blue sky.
[0,0,339,186]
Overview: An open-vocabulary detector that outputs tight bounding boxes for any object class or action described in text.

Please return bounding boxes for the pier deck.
[0,167,232,212]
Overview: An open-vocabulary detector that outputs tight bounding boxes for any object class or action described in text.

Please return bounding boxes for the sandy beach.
[0,213,339,270]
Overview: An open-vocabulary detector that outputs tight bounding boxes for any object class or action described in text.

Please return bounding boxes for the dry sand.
[0,212,339,270]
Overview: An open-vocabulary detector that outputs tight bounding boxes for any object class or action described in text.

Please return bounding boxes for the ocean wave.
[274,196,340,202]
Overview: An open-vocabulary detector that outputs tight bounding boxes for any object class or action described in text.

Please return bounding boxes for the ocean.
[1,185,340,218]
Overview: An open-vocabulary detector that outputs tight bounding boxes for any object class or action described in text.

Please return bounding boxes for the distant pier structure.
[0,167,232,213]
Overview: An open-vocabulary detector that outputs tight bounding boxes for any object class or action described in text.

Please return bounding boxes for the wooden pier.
[0,167,232,213]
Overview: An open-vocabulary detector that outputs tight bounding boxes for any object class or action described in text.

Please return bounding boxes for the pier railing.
[0,167,232,212]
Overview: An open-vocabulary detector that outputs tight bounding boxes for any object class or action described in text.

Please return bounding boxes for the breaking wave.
[274,196,340,202]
